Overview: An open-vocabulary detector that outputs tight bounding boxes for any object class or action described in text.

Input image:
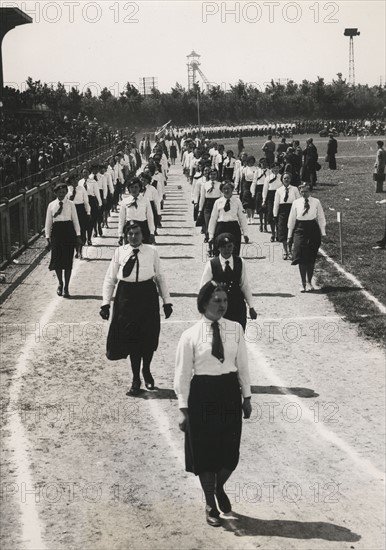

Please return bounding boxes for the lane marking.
[319,248,386,315]
[6,260,81,550]
[246,341,385,481]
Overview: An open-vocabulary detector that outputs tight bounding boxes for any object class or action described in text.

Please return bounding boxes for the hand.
[249,307,257,320]
[99,304,110,320]
[242,398,252,419]
[163,303,173,319]
[76,236,83,246]
[148,234,156,245]
[118,237,123,246]
[244,236,249,244]
[178,409,188,432]
[46,238,51,251]
[208,239,214,247]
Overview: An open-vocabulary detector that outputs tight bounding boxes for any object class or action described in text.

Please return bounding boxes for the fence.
[0,129,133,269]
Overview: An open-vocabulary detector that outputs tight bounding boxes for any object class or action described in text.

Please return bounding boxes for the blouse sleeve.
[83,188,91,215]
[153,248,171,304]
[102,248,120,305]
[208,200,220,239]
[316,199,327,236]
[235,330,251,399]
[45,203,53,239]
[287,202,297,239]
[174,331,194,408]
[70,202,81,236]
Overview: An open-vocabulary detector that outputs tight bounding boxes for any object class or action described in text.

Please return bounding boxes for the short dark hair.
[123,221,142,243]
[127,177,142,189]
[197,281,226,314]
[377,140,384,148]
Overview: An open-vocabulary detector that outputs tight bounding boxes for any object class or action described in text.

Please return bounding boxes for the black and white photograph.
[0,1,385,549]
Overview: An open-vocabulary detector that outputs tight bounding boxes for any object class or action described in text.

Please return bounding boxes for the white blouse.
[208,196,248,238]
[174,317,251,408]
[199,180,222,210]
[67,185,90,215]
[273,185,301,217]
[102,244,171,305]
[118,194,155,236]
[45,198,80,238]
[287,196,327,238]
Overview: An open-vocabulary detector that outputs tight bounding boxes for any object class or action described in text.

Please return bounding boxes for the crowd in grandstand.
[0,112,118,190]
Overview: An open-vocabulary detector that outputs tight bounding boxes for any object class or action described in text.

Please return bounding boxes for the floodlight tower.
[344,28,360,86]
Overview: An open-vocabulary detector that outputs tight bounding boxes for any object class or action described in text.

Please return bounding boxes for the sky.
[2,0,385,95]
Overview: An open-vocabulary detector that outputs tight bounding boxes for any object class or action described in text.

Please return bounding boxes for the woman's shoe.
[127,380,141,396]
[204,237,209,243]
[63,288,70,298]
[260,225,263,232]
[283,253,288,260]
[264,226,268,233]
[300,285,307,293]
[205,506,221,527]
[305,282,313,292]
[57,284,63,296]
[87,240,92,246]
[270,235,275,242]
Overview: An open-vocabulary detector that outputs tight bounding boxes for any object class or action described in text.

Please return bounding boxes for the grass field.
[221,134,386,345]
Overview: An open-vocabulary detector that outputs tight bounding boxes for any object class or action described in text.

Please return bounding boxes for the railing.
[0,128,133,269]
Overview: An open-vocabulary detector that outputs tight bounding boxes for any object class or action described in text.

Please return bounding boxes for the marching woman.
[287,184,326,292]
[222,150,236,182]
[200,233,257,330]
[233,152,248,195]
[174,281,252,527]
[262,163,281,241]
[240,155,258,224]
[45,181,82,298]
[78,167,102,246]
[251,157,268,232]
[67,175,90,259]
[100,221,173,395]
[198,168,222,243]
[139,172,161,235]
[169,137,178,165]
[208,181,249,257]
[118,177,155,245]
[273,172,301,260]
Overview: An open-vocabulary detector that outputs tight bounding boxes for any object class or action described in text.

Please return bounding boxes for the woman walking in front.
[287,184,326,292]
[174,281,252,527]
[273,172,300,260]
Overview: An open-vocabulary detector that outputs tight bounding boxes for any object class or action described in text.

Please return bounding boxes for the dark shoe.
[75,252,79,259]
[87,240,92,246]
[57,284,63,296]
[204,237,209,243]
[264,226,268,232]
[93,232,97,238]
[143,371,155,391]
[63,289,70,298]
[205,506,221,527]
[98,230,103,237]
[145,382,155,391]
[127,380,141,396]
[215,489,232,513]
[270,235,275,242]
[260,225,263,232]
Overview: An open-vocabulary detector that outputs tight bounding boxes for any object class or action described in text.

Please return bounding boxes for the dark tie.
[128,198,138,209]
[84,179,88,191]
[224,260,233,279]
[303,198,310,216]
[284,187,289,202]
[211,321,224,362]
[69,187,76,201]
[207,183,214,194]
[224,198,231,212]
[53,201,63,218]
[122,249,140,278]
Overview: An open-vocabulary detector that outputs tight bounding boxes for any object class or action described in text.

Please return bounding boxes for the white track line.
[246,341,385,481]
[319,248,386,315]
[6,260,81,550]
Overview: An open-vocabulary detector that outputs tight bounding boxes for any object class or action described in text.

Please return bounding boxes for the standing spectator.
[287,184,326,292]
[237,135,244,156]
[262,135,276,167]
[174,281,252,527]
[301,138,319,190]
[326,134,338,170]
[373,141,386,193]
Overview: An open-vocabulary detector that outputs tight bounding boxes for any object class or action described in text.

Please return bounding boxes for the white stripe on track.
[6,260,82,550]
[246,341,385,481]
[319,248,386,315]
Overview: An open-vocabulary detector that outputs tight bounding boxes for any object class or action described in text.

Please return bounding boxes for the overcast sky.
[2,0,385,95]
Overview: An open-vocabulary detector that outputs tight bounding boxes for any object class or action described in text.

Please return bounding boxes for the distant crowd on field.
[176,118,385,140]
[0,112,119,189]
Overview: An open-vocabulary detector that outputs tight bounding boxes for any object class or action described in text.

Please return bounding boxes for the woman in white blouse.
[287,184,326,292]
[67,175,90,259]
[273,172,301,260]
[45,181,81,298]
[100,220,173,395]
[198,168,222,243]
[174,281,252,527]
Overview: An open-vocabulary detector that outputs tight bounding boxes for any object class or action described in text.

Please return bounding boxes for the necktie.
[284,187,289,202]
[211,321,224,362]
[224,198,231,212]
[207,184,214,194]
[54,201,63,218]
[224,260,233,279]
[122,249,140,278]
[129,198,138,209]
[303,198,310,216]
[69,187,76,201]
[84,179,88,191]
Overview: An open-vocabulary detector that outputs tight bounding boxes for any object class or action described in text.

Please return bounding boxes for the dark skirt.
[291,219,321,265]
[185,372,242,475]
[49,221,76,271]
[225,290,247,331]
[265,189,276,224]
[255,184,264,214]
[214,221,242,257]
[106,279,160,360]
[277,203,292,242]
[75,203,88,232]
[242,180,254,210]
[203,198,218,234]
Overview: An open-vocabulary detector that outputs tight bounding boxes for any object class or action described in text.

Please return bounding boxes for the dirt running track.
[1,161,385,550]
